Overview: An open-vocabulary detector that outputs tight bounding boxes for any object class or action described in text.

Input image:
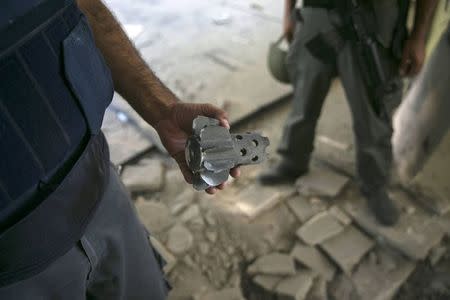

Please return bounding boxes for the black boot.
[258,160,308,185]
[365,189,399,226]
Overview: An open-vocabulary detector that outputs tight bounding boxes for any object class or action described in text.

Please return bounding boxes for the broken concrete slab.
[307,277,329,300]
[343,188,445,260]
[328,274,358,300]
[429,245,447,266]
[180,204,201,223]
[287,195,325,223]
[166,224,194,255]
[275,271,315,300]
[409,184,450,216]
[121,159,164,193]
[102,106,153,165]
[135,199,174,233]
[195,287,244,300]
[352,247,416,300]
[296,167,349,198]
[290,243,336,281]
[247,253,296,276]
[329,205,352,226]
[170,189,196,215]
[235,184,295,219]
[149,235,177,274]
[320,226,374,274]
[296,211,345,245]
[252,274,284,292]
[205,231,218,243]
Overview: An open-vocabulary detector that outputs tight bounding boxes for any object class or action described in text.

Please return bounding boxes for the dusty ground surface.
[100,1,450,299]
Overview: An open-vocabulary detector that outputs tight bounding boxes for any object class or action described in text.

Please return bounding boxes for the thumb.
[172,151,193,184]
[399,49,411,77]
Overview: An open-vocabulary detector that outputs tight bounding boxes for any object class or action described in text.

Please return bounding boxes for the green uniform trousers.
[278,5,402,193]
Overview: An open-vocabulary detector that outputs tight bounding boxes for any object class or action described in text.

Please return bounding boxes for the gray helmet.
[267,35,290,84]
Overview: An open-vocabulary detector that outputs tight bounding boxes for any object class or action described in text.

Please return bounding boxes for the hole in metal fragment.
[236,135,243,140]
[252,156,258,161]
[240,148,247,156]
[252,140,258,147]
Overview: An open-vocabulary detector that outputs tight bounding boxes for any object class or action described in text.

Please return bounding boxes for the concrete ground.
[101,1,450,299]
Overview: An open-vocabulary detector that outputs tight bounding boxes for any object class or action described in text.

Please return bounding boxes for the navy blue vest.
[0,0,113,232]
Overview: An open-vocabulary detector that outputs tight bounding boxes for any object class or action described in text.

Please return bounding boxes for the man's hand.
[155,102,240,194]
[399,0,438,77]
[284,14,296,43]
[399,34,426,77]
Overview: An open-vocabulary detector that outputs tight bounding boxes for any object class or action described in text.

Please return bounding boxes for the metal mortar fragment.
[185,116,270,190]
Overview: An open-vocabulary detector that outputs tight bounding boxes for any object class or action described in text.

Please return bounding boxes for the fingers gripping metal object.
[185,116,270,190]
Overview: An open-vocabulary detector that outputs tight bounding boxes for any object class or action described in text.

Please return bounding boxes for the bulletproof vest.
[0,0,113,231]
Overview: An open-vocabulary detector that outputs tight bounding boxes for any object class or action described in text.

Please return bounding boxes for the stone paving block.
[352,247,416,300]
[149,235,177,274]
[320,226,375,274]
[170,189,196,215]
[166,224,194,255]
[252,274,284,291]
[275,271,315,300]
[180,204,201,223]
[429,245,447,266]
[409,184,450,216]
[328,205,352,226]
[102,105,153,165]
[121,159,164,192]
[235,184,295,219]
[135,199,174,233]
[247,253,296,276]
[308,278,329,300]
[343,188,445,260]
[287,196,324,223]
[195,287,244,300]
[290,243,336,281]
[296,167,349,198]
[296,212,345,245]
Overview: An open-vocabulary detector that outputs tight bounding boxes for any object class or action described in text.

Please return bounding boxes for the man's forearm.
[411,0,438,40]
[285,0,296,19]
[77,0,177,127]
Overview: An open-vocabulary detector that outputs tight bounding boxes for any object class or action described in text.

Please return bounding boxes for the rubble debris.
[409,184,450,216]
[328,274,358,300]
[287,195,323,223]
[328,205,352,226]
[206,231,218,243]
[275,271,315,300]
[290,243,336,281]
[235,184,293,219]
[343,190,445,260]
[253,275,284,291]
[352,247,415,300]
[296,167,349,198]
[149,235,177,274]
[247,253,296,276]
[135,199,173,233]
[102,105,153,165]
[320,226,375,274]
[170,189,196,215]
[308,277,329,300]
[180,204,201,223]
[121,159,164,192]
[166,224,194,255]
[194,287,244,300]
[429,245,447,266]
[296,212,345,245]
